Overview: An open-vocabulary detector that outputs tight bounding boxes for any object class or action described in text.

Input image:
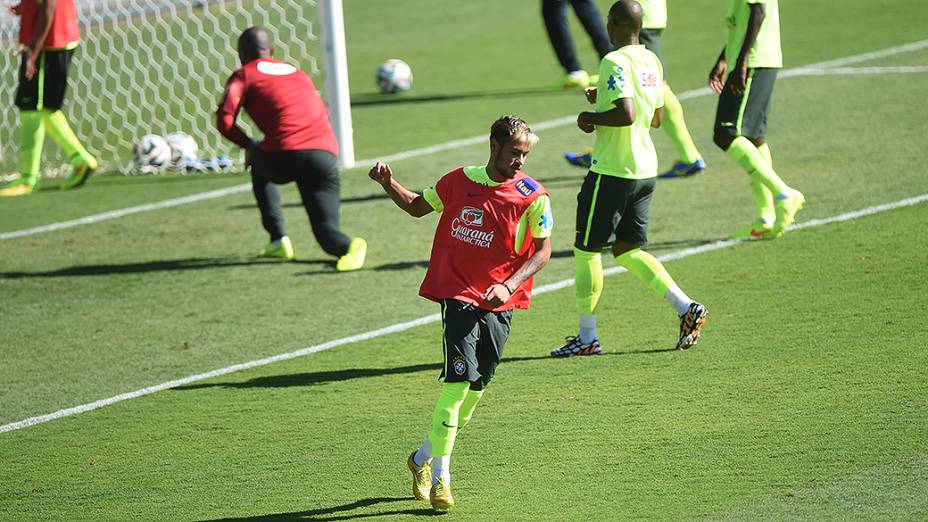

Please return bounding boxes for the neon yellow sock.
[662,84,701,163]
[616,248,676,297]
[457,389,484,431]
[751,143,775,222]
[574,247,604,316]
[428,381,469,456]
[19,111,45,183]
[42,109,97,169]
[726,136,788,196]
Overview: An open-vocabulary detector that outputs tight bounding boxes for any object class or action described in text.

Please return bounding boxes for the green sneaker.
[336,237,367,272]
[258,236,295,261]
[729,221,773,240]
[61,163,95,190]
[560,70,590,89]
[772,190,805,238]
[0,177,38,197]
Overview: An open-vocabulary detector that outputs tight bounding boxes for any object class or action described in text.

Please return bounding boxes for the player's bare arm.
[368,161,434,217]
[651,106,664,128]
[731,3,766,95]
[708,49,727,93]
[578,97,636,132]
[24,0,58,80]
[482,237,552,308]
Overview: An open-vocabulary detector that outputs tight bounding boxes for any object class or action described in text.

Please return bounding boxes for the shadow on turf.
[173,350,676,392]
[0,257,332,279]
[350,85,564,108]
[200,496,440,521]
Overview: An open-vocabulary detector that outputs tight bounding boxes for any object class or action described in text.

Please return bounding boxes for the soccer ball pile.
[376,59,413,94]
[133,132,233,174]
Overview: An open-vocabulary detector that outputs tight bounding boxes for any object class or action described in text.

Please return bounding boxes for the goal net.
[0,0,351,178]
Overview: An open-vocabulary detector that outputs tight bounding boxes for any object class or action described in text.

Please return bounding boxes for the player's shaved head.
[609,0,643,29]
[238,26,273,64]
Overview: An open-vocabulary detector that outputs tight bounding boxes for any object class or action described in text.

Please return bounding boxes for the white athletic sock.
[272,235,289,246]
[432,456,451,485]
[579,314,597,344]
[666,285,694,316]
[413,437,432,467]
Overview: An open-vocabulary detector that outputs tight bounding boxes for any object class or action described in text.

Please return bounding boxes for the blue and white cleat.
[659,158,707,179]
[564,150,592,169]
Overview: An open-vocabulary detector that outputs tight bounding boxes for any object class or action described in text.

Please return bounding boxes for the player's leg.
[552,172,622,357]
[34,50,98,190]
[570,0,612,59]
[611,178,708,349]
[458,308,511,429]
[715,68,803,238]
[250,150,293,260]
[2,52,45,196]
[293,150,366,271]
[541,0,589,88]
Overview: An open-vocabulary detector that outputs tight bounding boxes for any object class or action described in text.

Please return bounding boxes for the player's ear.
[489,138,500,156]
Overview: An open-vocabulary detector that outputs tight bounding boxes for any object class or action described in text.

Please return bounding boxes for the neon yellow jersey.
[725,0,782,68]
[423,166,553,248]
[639,0,667,30]
[589,45,664,180]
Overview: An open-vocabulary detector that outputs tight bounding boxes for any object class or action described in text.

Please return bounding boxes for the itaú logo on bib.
[451,207,494,248]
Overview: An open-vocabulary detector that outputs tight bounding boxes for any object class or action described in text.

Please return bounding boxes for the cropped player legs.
[293,150,352,257]
[249,152,287,241]
[569,0,613,58]
[542,0,582,73]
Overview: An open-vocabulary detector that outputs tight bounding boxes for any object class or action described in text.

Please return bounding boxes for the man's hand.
[368,161,393,186]
[577,112,595,134]
[728,60,748,95]
[584,86,597,105]
[481,283,513,308]
[7,3,21,16]
[22,45,39,81]
[709,58,727,94]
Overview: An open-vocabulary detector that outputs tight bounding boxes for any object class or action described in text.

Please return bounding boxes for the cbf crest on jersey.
[514,178,538,197]
[608,66,626,91]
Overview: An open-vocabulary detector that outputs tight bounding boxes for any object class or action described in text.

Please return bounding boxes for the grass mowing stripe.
[2,39,926,242]
[2,193,926,435]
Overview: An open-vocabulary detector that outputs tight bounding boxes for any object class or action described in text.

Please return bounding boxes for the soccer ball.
[133,134,172,170]
[376,59,413,94]
[164,132,198,166]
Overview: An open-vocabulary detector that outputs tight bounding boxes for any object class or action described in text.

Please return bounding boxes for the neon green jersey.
[589,45,664,180]
[423,166,553,249]
[725,0,782,68]
[639,0,667,30]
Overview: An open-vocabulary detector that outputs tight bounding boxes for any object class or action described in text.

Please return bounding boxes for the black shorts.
[714,67,778,139]
[439,299,512,391]
[640,28,665,75]
[575,172,655,249]
[15,49,73,111]
[250,148,339,185]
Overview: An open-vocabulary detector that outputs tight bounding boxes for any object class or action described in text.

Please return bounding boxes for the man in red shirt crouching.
[217,27,365,270]
[368,115,553,511]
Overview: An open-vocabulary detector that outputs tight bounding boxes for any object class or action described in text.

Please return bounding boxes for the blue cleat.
[564,149,592,169]
[659,158,707,178]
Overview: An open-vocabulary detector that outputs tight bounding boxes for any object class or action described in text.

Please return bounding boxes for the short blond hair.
[489,115,539,147]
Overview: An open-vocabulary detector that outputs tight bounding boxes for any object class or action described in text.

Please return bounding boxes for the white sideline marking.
[788,65,928,76]
[2,39,927,241]
[2,193,927,434]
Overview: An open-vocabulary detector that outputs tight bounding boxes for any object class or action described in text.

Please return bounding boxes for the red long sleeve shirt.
[216,57,339,155]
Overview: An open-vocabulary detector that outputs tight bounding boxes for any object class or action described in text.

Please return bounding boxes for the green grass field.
[2,0,928,519]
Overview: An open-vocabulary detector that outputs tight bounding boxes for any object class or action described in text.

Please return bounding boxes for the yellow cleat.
[336,237,367,272]
[429,478,455,511]
[560,70,590,89]
[0,179,37,197]
[772,190,805,238]
[61,163,95,190]
[407,452,431,501]
[258,236,295,261]
[729,221,773,240]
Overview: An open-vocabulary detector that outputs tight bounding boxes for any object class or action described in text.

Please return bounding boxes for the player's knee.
[612,241,638,258]
[574,240,603,253]
[469,379,487,392]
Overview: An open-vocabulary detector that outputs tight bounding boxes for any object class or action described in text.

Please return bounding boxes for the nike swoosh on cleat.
[442,421,457,429]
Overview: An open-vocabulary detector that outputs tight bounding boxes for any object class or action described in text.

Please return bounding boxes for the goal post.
[0,0,355,178]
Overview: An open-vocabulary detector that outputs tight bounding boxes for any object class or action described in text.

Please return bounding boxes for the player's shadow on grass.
[0,257,331,279]
[351,85,563,108]
[173,351,675,392]
[201,496,439,521]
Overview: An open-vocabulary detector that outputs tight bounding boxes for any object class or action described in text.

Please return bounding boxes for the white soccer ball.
[164,132,199,166]
[376,59,413,94]
[133,134,172,170]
